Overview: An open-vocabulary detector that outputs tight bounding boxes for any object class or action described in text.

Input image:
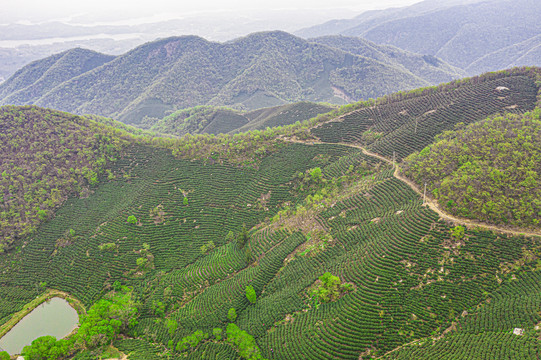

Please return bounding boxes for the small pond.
[0,297,79,355]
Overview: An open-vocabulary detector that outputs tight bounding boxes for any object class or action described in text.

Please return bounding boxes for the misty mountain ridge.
[297,0,541,75]
[0,31,463,125]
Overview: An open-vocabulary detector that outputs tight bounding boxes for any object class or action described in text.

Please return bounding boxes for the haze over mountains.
[0,31,463,125]
[297,0,541,74]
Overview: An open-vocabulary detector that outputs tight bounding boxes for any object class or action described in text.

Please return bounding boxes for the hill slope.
[1,70,540,359]
[0,105,136,251]
[149,102,335,137]
[297,0,541,75]
[311,68,540,160]
[0,48,114,103]
[0,31,463,125]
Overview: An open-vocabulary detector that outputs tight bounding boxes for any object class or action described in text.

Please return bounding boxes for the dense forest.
[403,109,541,229]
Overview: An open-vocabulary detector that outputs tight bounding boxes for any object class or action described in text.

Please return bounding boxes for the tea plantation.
[1,68,541,359]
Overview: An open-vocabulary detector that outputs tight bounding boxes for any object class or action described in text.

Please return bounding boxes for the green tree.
[166,318,178,336]
[77,287,139,348]
[183,197,189,205]
[0,351,10,360]
[237,224,249,249]
[213,327,223,340]
[228,307,237,322]
[246,285,257,304]
[127,215,137,225]
[450,225,465,240]
[310,167,322,182]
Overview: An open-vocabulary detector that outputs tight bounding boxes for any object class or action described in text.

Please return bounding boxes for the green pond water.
[0,297,79,355]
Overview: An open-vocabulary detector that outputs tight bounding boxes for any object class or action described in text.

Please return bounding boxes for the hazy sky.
[3,0,422,24]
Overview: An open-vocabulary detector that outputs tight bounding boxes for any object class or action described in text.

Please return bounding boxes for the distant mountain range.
[0,31,463,125]
[297,0,541,75]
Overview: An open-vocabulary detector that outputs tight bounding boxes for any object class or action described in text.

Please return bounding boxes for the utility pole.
[415,119,418,134]
[423,182,427,205]
[393,151,396,168]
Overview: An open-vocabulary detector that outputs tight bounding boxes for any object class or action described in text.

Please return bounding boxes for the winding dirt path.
[284,137,541,238]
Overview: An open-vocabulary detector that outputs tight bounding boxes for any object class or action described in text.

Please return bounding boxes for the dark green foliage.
[246,285,257,304]
[236,224,250,249]
[150,102,336,137]
[1,70,541,360]
[312,68,540,160]
[403,109,541,228]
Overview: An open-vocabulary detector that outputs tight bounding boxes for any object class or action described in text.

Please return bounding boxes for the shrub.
[246,285,257,304]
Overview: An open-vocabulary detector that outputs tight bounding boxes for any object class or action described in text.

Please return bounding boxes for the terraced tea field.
[1,139,539,359]
[312,73,539,159]
[1,68,541,359]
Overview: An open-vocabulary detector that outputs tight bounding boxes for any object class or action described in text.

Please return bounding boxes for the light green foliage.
[183,197,189,206]
[226,230,235,242]
[310,272,352,303]
[0,351,10,360]
[77,286,139,348]
[226,323,266,360]
[309,167,322,182]
[127,215,137,224]
[450,225,465,241]
[246,285,257,304]
[98,242,117,252]
[176,330,208,352]
[213,327,223,340]
[403,109,541,228]
[166,318,178,336]
[228,308,237,322]
[200,240,215,254]
[21,336,74,360]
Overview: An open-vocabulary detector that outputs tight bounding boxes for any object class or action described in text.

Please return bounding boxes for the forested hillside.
[297,0,541,75]
[403,109,541,229]
[0,68,540,360]
[0,31,463,125]
[0,106,139,251]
